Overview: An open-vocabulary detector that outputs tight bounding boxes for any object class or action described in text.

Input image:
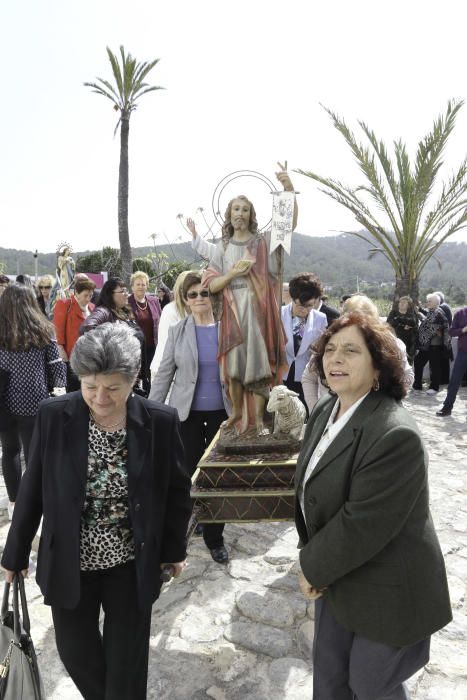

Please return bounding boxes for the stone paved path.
[0,387,465,699]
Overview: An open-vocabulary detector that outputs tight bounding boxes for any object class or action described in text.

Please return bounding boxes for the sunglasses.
[39,286,52,290]
[186,290,210,299]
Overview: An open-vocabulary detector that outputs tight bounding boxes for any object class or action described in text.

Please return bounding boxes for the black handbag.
[0,575,45,699]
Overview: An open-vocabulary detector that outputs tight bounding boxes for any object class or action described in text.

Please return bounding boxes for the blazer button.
[135,503,141,512]
[140,541,145,549]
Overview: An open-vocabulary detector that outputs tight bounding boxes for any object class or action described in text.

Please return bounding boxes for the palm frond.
[133,58,160,86]
[83,82,118,106]
[417,209,467,272]
[320,106,403,242]
[413,99,463,212]
[85,45,163,123]
[296,167,400,264]
[297,99,467,294]
[421,158,467,236]
[132,86,164,101]
[358,121,403,221]
[106,47,124,97]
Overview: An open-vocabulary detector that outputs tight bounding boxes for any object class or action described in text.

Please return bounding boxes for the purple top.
[449,307,467,352]
[191,325,224,411]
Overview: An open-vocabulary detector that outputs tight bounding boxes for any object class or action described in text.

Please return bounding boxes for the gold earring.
[373,377,380,392]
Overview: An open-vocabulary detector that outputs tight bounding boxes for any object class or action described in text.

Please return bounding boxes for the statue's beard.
[232,219,248,231]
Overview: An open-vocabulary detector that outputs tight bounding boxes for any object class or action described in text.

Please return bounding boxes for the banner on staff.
[270,191,295,255]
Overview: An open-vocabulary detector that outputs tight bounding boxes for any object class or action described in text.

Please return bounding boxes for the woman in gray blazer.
[150,271,230,564]
[295,312,451,700]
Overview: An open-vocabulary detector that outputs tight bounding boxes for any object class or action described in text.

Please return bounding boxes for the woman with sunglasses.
[36,274,55,319]
[150,272,230,563]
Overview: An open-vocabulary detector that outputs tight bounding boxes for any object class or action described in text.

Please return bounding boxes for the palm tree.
[85,46,163,283]
[296,100,467,302]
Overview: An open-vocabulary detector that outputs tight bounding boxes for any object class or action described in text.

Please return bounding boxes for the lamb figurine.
[266,386,306,441]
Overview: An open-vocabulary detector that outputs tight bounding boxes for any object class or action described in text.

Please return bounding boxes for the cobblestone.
[0,387,465,698]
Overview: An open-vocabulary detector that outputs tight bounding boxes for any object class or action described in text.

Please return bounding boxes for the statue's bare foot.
[221,414,241,430]
[256,422,270,437]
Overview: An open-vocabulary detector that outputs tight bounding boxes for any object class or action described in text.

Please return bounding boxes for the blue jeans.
[443,348,467,410]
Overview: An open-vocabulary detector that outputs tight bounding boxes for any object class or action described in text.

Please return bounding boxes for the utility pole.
[34,250,38,282]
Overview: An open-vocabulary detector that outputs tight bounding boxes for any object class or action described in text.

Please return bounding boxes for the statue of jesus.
[203,165,297,435]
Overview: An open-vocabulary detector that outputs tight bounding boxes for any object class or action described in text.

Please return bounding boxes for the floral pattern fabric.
[80,420,134,571]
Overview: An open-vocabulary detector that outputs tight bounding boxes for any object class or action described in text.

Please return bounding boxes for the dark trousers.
[284,363,309,418]
[313,599,430,700]
[413,346,442,390]
[52,561,152,700]
[443,348,467,410]
[0,413,36,501]
[180,409,227,549]
[142,347,155,396]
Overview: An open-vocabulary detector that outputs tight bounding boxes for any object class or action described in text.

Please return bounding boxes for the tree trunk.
[394,275,420,306]
[118,111,132,285]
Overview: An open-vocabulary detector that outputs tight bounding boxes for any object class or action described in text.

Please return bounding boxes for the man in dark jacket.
[437,304,467,416]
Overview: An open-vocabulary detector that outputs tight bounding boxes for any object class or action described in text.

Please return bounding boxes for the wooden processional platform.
[191,432,298,523]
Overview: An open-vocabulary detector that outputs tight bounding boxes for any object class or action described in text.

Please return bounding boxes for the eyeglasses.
[186,290,210,299]
[113,289,129,295]
[39,285,52,290]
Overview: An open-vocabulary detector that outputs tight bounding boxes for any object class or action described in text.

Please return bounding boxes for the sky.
[2,0,467,257]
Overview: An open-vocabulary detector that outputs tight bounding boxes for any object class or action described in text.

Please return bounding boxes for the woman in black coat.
[2,323,192,700]
[387,295,418,364]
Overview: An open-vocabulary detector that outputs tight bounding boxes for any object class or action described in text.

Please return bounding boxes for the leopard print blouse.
[80,419,135,571]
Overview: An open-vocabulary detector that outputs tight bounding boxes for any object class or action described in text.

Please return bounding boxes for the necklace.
[135,297,148,310]
[90,411,126,431]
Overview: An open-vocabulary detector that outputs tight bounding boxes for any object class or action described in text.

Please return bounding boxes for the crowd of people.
[0,200,463,697]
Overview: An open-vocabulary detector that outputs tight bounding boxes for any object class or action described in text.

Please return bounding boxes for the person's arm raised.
[276,161,298,231]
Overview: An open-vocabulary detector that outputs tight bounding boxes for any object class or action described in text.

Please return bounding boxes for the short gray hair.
[70,323,141,380]
[426,293,440,307]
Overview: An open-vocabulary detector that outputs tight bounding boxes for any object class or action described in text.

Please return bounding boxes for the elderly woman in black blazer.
[2,323,192,700]
[295,313,451,700]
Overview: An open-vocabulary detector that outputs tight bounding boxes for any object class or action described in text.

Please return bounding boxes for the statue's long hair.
[222,195,259,247]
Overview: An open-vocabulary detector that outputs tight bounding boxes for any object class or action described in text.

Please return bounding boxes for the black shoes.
[436,408,452,416]
[209,545,229,564]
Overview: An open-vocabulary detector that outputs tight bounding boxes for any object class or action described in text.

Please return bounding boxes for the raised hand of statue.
[186,217,198,238]
[275,161,294,192]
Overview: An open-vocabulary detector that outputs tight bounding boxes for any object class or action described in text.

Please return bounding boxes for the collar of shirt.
[299,391,370,520]
[323,391,369,442]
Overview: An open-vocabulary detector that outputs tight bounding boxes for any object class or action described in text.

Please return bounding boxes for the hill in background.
[1,233,467,299]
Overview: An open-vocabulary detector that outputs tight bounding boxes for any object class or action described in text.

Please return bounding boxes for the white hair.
[426,293,440,307]
[70,323,141,380]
